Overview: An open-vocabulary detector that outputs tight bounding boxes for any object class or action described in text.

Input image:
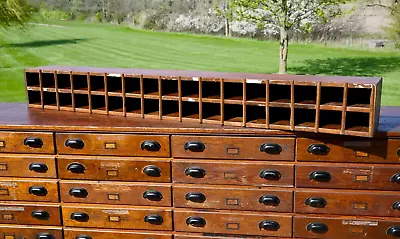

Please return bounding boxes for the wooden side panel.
[0,132,54,154]
[64,228,172,239]
[0,155,56,178]
[387,139,400,163]
[0,179,59,202]
[0,202,61,226]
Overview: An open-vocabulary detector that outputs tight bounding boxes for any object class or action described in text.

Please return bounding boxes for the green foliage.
[0,0,35,27]
[386,4,400,48]
[39,7,71,20]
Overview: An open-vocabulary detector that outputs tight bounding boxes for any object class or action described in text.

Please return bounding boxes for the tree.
[0,0,34,27]
[232,0,350,74]
[216,0,234,37]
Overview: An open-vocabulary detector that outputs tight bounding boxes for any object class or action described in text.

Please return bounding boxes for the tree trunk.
[225,18,231,37]
[279,27,289,74]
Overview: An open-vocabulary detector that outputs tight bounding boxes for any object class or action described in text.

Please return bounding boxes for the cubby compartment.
[107,75,123,94]
[346,111,370,133]
[162,100,179,119]
[27,90,41,107]
[202,102,221,123]
[294,108,316,130]
[143,78,159,97]
[162,79,179,99]
[202,80,220,102]
[57,74,71,90]
[42,73,55,89]
[91,95,106,112]
[246,105,266,127]
[125,76,141,97]
[246,83,266,105]
[224,82,243,103]
[269,107,291,128]
[90,75,105,93]
[26,72,40,87]
[269,83,291,106]
[74,94,89,111]
[43,92,57,109]
[347,87,372,110]
[72,74,88,91]
[320,86,344,110]
[319,110,342,131]
[224,104,243,126]
[182,101,199,121]
[126,97,142,116]
[59,93,73,110]
[181,80,199,100]
[143,99,159,118]
[294,85,317,106]
[108,96,124,114]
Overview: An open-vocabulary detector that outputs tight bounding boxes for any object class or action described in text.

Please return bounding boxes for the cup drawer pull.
[141,141,161,151]
[305,197,327,208]
[260,143,282,154]
[388,226,400,237]
[36,233,55,239]
[71,212,89,222]
[69,188,88,198]
[29,163,48,173]
[31,210,50,220]
[24,137,43,148]
[259,220,280,231]
[143,190,163,201]
[259,170,281,180]
[29,186,48,196]
[144,214,164,225]
[307,223,328,234]
[143,165,161,177]
[184,142,206,152]
[307,144,330,155]
[185,167,206,178]
[185,192,206,203]
[259,195,280,206]
[65,138,85,149]
[309,171,332,182]
[186,216,206,227]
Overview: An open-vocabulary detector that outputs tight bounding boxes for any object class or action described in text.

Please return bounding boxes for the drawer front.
[296,163,400,190]
[173,160,294,187]
[57,156,171,182]
[0,203,61,226]
[297,138,387,163]
[387,139,400,163]
[0,155,56,178]
[174,233,292,239]
[64,228,172,239]
[0,179,59,202]
[56,133,170,157]
[172,136,295,161]
[0,132,54,154]
[173,185,293,212]
[60,181,171,206]
[295,189,400,217]
[0,225,62,239]
[294,215,400,239]
[62,205,173,230]
[174,209,292,237]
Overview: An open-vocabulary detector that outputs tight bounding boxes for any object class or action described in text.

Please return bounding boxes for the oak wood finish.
[0,154,56,178]
[0,202,61,226]
[0,224,62,239]
[0,132,54,154]
[174,233,293,239]
[63,228,173,239]
[0,178,59,202]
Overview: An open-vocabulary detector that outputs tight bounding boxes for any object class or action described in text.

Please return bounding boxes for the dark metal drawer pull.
[29,186,48,196]
[260,143,282,154]
[67,163,86,174]
[392,173,400,183]
[259,195,280,206]
[65,138,85,149]
[76,235,92,239]
[393,201,400,210]
[29,163,48,173]
[307,223,328,233]
[184,142,206,152]
[143,190,163,201]
[305,197,327,208]
[143,165,161,177]
[259,170,281,180]
[70,212,89,222]
[141,140,161,151]
[186,217,206,227]
[259,220,280,231]
[307,144,330,155]
[185,192,206,203]
[185,167,206,178]
[309,171,332,182]
[69,188,88,198]
[24,137,43,148]
[36,233,55,239]
[144,214,164,225]
[31,210,50,220]
[388,226,400,237]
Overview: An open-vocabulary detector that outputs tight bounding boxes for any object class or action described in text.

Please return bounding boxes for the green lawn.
[1,20,400,105]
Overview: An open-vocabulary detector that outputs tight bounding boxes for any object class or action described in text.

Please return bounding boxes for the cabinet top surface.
[0,103,399,137]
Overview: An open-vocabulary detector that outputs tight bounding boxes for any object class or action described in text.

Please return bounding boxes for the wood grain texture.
[0,224,62,239]
[63,228,172,239]
[174,233,293,239]
[0,202,61,226]
[0,132,54,154]
[0,178,59,202]
[0,154,56,178]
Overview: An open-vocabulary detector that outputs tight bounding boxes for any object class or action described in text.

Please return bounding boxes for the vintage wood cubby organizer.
[0,102,400,239]
[25,66,382,137]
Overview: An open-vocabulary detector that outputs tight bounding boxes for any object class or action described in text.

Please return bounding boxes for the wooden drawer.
[297,138,387,163]
[294,215,400,239]
[387,139,400,163]
[174,209,292,237]
[174,233,292,239]
[57,156,171,182]
[56,133,170,157]
[173,185,293,212]
[0,202,61,226]
[62,205,173,230]
[0,179,59,202]
[173,160,294,187]
[296,163,400,190]
[60,181,171,206]
[172,136,295,161]
[0,132,54,154]
[295,189,400,217]
[64,228,172,239]
[0,225,62,239]
[0,155,56,178]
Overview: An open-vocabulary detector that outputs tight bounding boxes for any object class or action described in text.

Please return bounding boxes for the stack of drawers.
[0,103,400,239]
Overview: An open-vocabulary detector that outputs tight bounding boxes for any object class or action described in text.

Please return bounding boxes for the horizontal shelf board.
[108,92,123,97]
[269,124,291,131]
[320,104,343,111]
[27,86,40,90]
[144,94,160,100]
[346,126,369,132]
[295,126,316,132]
[74,90,89,94]
[58,89,72,93]
[28,104,42,109]
[347,104,370,113]
[269,102,291,108]
[182,97,199,103]
[224,100,244,105]
[126,93,141,98]
[319,128,342,135]
[163,112,180,118]
[294,104,316,109]
[202,98,220,103]
[90,91,105,96]
[43,88,56,92]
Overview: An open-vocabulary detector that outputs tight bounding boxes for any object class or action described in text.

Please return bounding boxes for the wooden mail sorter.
[24,66,382,137]
[0,103,399,239]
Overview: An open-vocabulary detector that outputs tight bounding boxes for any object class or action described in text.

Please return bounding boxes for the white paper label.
[108,74,121,77]
[342,220,378,226]
[192,77,200,81]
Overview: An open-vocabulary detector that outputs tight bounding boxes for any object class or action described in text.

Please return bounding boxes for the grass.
[1,20,400,105]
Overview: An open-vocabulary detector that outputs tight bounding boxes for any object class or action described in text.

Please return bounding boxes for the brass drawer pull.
[185,192,206,203]
[260,143,282,154]
[65,138,85,149]
[307,144,330,155]
[70,212,89,222]
[29,163,48,173]
[309,171,332,182]
[29,186,48,196]
[307,223,328,234]
[259,170,281,180]
[31,210,50,220]
[259,220,280,231]
[144,214,164,225]
[24,137,43,148]
[141,140,161,151]
[186,216,206,227]
[259,195,280,206]
[184,142,206,152]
